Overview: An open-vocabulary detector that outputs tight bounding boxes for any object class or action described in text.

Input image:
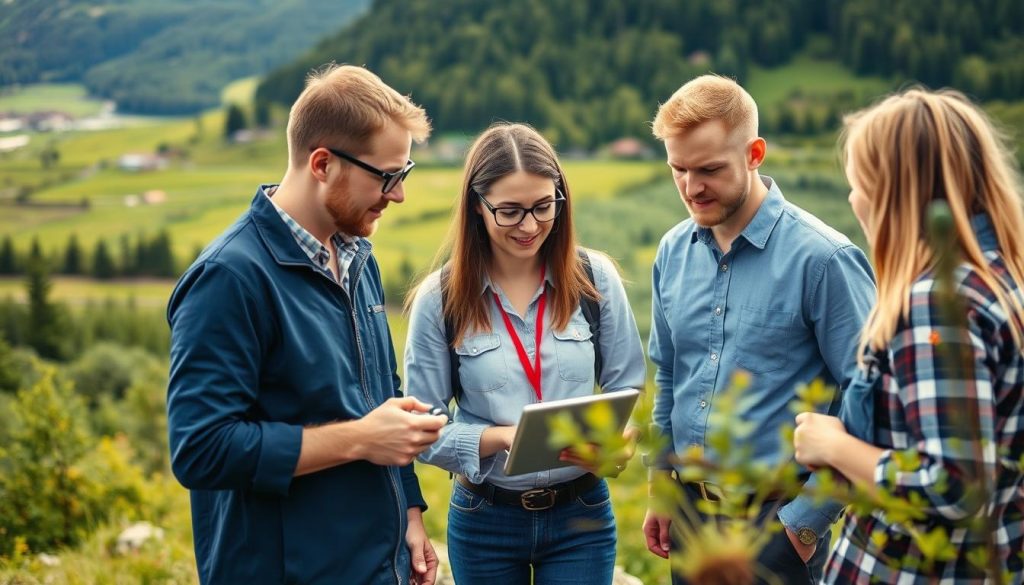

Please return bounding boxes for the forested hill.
[0,0,368,114]
[257,0,1024,149]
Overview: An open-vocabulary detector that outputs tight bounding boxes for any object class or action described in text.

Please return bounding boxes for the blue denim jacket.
[405,249,647,490]
[648,177,876,537]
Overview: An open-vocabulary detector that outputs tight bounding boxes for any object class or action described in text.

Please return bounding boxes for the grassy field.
[0,84,110,118]
[746,54,894,112]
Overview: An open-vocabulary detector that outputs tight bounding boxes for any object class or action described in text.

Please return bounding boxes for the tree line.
[0,231,179,280]
[257,0,1023,149]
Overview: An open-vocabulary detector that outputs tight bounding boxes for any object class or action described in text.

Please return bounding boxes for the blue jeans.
[446,479,617,585]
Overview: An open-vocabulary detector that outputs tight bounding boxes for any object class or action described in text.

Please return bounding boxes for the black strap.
[441,248,602,406]
[440,263,460,405]
[576,248,602,385]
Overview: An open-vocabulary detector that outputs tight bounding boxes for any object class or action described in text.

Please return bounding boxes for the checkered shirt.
[824,242,1024,583]
[264,186,360,294]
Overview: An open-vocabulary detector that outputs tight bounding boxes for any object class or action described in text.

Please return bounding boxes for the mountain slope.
[0,0,369,114]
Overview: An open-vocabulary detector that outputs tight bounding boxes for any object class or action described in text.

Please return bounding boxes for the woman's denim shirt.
[404,250,646,490]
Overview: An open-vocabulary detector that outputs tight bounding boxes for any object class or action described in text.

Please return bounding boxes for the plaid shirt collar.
[263,185,360,290]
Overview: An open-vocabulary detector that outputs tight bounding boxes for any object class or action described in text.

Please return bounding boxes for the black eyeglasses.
[324,147,415,194]
[477,190,566,227]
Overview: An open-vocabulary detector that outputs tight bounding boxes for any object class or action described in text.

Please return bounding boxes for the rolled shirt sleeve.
[780,244,876,535]
[403,273,499,482]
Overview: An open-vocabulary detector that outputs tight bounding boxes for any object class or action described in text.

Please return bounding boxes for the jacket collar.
[249,184,371,268]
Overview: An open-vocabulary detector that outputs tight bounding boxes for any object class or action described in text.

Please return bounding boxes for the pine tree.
[119,234,135,277]
[224,104,248,140]
[25,263,69,360]
[150,230,176,277]
[92,240,116,280]
[63,233,83,275]
[0,236,16,275]
[28,237,43,264]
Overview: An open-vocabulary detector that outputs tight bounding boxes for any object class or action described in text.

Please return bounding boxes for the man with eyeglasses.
[167,64,447,585]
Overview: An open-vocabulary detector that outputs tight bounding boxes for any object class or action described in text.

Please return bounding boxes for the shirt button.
[573,330,581,339]
[720,264,729,272]
[710,352,718,361]
[714,306,722,316]
[470,347,478,354]
[700,400,707,408]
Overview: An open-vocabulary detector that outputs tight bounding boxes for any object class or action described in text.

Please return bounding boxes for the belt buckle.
[520,488,556,511]
[698,481,724,502]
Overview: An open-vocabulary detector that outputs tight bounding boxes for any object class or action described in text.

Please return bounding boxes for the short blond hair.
[286,64,431,165]
[652,74,758,140]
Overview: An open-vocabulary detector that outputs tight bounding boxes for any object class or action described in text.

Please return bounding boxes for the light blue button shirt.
[405,250,646,490]
[648,176,876,536]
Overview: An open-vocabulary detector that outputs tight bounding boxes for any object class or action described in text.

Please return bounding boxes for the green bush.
[0,370,149,558]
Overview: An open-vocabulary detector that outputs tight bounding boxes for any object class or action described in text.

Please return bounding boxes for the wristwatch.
[796,527,817,545]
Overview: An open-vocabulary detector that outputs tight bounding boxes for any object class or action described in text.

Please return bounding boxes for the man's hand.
[295,397,447,476]
[406,507,438,585]
[784,526,816,563]
[354,397,448,466]
[642,509,673,558]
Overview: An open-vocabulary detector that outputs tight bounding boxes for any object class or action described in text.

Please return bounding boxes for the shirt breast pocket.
[552,317,595,383]
[366,303,393,377]
[734,306,797,374]
[455,333,508,392]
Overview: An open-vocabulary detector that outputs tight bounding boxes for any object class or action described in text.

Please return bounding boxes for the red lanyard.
[492,268,546,402]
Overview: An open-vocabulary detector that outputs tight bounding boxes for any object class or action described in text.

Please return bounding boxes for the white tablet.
[503,389,640,476]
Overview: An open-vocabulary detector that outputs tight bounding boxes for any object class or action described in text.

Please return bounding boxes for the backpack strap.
[576,248,603,386]
[439,264,463,405]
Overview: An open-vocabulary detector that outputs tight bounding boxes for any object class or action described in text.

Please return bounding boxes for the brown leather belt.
[682,481,786,505]
[456,473,600,511]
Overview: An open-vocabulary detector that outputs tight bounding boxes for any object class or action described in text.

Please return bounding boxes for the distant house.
[118,153,167,172]
[606,137,655,160]
[25,111,73,132]
[0,135,30,153]
[0,117,24,133]
[142,190,167,205]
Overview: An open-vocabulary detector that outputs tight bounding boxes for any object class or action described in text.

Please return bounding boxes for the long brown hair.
[408,123,598,346]
[842,88,1024,357]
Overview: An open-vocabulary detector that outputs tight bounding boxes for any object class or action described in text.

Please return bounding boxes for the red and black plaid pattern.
[824,251,1024,584]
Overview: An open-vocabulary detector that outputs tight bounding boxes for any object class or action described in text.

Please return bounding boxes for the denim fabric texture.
[447,480,617,585]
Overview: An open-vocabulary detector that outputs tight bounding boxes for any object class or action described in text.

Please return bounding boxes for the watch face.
[797,527,817,545]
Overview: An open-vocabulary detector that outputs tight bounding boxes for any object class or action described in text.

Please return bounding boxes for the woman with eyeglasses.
[793,89,1024,583]
[403,123,646,584]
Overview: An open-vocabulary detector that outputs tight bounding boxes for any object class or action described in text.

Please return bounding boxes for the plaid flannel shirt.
[825,215,1024,584]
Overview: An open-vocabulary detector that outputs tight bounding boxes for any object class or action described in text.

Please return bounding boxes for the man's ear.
[308,148,332,183]
[747,137,767,170]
